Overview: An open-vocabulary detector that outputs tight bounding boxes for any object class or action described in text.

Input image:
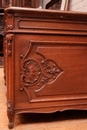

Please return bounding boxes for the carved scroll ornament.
[37,58,63,89]
[20,57,63,88]
[6,34,13,56]
[20,59,41,86]
[7,100,14,117]
[6,13,13,30]
[7,100,14,129]
[20,41,64,102]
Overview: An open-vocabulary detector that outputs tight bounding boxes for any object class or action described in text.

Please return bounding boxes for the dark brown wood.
[0,1,2,7]
[4,7,87,128]
[12,0,39,7]
[0,35,3,55]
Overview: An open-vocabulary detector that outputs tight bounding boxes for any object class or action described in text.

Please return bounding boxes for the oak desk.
[4,7,87,128]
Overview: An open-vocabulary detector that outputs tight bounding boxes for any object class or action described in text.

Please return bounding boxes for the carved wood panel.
[14,37,87,104]
[4,6,87,128]
[20,41,64,102]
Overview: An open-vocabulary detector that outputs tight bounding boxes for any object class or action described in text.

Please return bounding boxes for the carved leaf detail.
[6,34,13,56]
[7,13,13,30]
[7,100,14,117]
[37,58,63,89]
[40,59,62,79]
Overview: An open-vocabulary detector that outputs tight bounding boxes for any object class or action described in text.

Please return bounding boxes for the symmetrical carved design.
[24,0,31,6]
[7,13,13,30]
[20,41,64,102]
[7,100,14,129]
[6,34,13,56]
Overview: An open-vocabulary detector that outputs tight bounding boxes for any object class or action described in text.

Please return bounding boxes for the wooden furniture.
[0,12,3,55]
[4,7,87,129]
[0,0,39,56]
[12,0,39,8]
[0,0,39,7]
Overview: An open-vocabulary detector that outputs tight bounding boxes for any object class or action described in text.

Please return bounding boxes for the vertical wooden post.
[9,0,12,6]
[64,0,70,10]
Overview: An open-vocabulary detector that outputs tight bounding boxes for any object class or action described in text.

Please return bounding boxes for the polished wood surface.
[4,7,87,128]
[0,0,39,55]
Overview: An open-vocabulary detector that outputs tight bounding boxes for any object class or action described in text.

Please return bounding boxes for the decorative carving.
[37,58,63,90]
[6,34,13,56]
[7,100,14,116]
[24,0,31,6]
[7,13,13,30]
[7,100,14,129]
[20,41,64,102]
[20,59,41,86]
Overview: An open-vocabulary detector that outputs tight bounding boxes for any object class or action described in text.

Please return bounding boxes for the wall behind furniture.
[70,0,87,11]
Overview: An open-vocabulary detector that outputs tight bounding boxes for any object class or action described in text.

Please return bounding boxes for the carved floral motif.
[7,13,13,30]
[7,100,14,129]
[6,34,13,56]
[20,41,64,102]
[20,59,41,86]
[7,100,14,117]
[37,58,63,88]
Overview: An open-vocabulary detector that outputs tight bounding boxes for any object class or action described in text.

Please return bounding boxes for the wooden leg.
[8,120,14,129]
[7,100,14,129]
